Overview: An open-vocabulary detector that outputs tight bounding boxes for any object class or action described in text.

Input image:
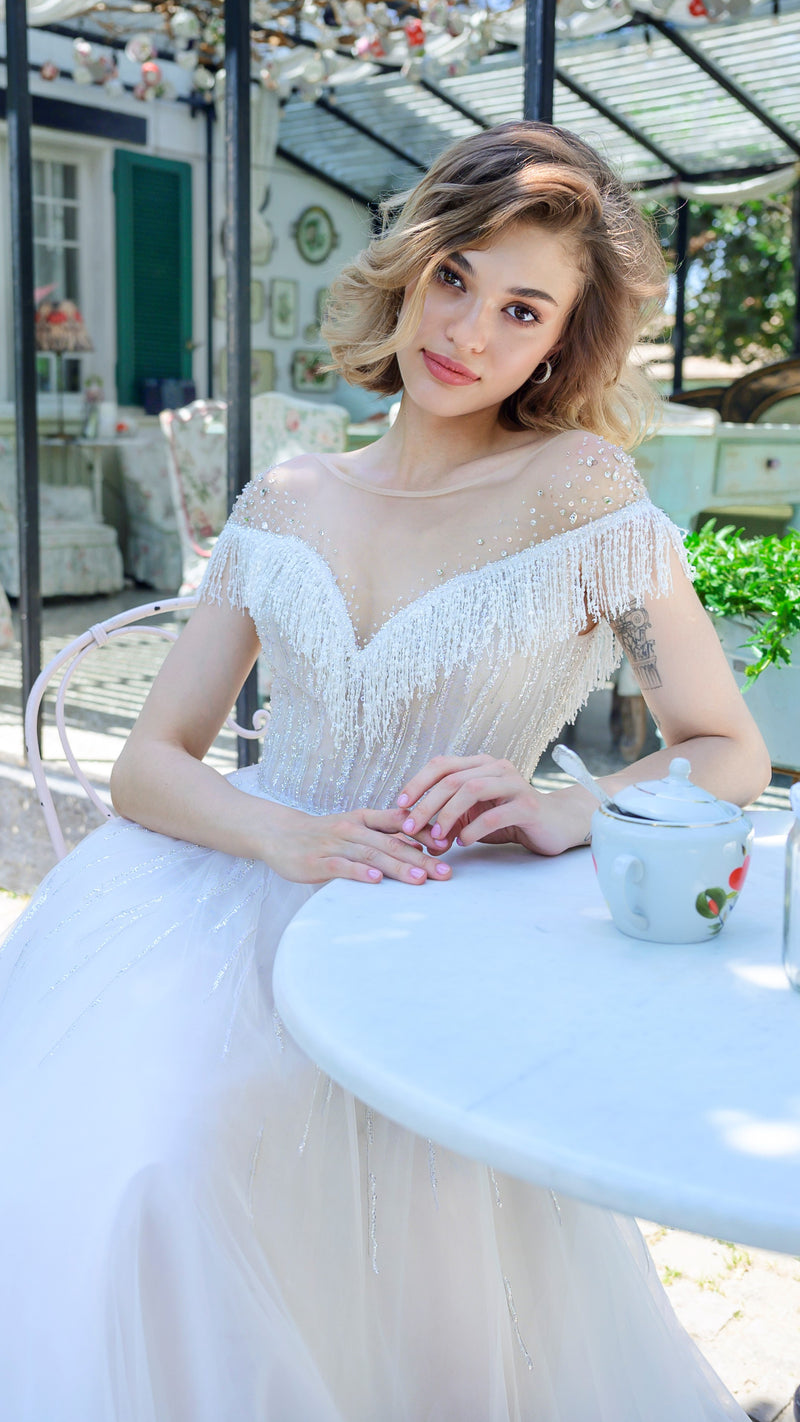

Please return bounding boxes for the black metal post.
[672,198,689,396]
[6,0,42,726]
[792,181,800,357]
[225,0,258,765]
[523,0,557,123]
[205,102,215,397]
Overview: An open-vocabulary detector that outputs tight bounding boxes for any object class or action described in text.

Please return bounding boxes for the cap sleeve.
[197,470,276,613]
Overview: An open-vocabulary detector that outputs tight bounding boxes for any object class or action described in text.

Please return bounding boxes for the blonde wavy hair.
[322,122,666,449]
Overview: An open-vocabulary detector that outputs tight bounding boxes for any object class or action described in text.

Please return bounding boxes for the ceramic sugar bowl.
[591,758,753,944]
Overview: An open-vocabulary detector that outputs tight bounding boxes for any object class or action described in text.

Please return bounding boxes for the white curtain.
[639,163,800,204]
[0,0,96,22]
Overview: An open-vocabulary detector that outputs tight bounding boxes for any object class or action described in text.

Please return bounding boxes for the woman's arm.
[395,549,772,857]
[111,598,451,885]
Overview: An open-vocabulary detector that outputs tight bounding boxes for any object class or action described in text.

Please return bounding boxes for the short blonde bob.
[322,121,666,449]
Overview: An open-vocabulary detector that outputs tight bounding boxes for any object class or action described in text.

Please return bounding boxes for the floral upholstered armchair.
[159,402,228,597]
[250,391,349,474]
[0,437,124,600]
[160,393,349,596]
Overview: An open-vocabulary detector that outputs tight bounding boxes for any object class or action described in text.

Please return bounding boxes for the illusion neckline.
[313,435,562,499]
[235,496,654,654]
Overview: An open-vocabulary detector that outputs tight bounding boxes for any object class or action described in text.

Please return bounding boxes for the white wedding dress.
[0,431,747,1421]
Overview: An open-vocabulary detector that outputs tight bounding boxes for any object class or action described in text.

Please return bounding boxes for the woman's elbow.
[109,742,137,818]
[743,734,772,805]
[728,718,772,806]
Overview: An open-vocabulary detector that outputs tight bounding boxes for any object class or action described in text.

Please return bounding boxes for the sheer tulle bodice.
[201,432,687,816]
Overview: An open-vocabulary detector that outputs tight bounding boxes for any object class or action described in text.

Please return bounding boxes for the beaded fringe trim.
[200,500,688,751]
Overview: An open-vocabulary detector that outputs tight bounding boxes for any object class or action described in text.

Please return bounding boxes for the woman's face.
[395,221,582,420]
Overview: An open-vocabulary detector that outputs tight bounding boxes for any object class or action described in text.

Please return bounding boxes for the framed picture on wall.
[218,347,276,395]
[213,278,266,324]
[291,349,338,394]
[316,286,330,323]
[270,278,297,339]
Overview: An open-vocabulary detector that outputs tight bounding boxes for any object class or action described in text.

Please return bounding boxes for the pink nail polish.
[435,864,450,875]
[403,817,415,834]
[456,835,464,846]
[410,867,425,879]
[397,793,409,807]
[368,868,381,880]
[432,823,442,839]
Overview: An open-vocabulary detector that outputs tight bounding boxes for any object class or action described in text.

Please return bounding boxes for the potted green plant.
[684,520,800,771]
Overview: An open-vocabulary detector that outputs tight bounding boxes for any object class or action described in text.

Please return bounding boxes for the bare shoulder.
[521,428,648,525]
[230,453,326,525]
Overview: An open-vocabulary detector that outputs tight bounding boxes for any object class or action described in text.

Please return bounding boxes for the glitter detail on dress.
[427,1139,439,1209]
[503,1275,535,1371]
[365,1106,379,1275]
[298,1067,322,1155]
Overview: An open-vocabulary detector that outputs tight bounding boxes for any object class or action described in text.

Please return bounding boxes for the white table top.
[273,809,800,1254]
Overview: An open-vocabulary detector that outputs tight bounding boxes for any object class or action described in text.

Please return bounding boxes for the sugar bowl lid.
[612,757,742,825]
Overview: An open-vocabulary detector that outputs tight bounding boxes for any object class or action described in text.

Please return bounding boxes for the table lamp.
[35,298,94,437]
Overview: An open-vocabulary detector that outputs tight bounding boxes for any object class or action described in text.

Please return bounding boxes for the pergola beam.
[635,160,798,190]
[523,0,557,122]
[672,198,689,394]
[6,0,41,723]
[632,11,800,159]
[555,67,690,179]
[314,94,427,173]
[224,0,258,765]
[276,142,377,212]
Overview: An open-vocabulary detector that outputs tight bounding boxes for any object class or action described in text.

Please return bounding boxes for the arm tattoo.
[612,604,663,691]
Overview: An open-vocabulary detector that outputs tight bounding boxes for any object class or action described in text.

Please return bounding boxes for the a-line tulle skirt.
[0,771,746,1421]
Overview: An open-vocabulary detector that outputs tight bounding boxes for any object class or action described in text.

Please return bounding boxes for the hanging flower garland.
[38,0,753,106]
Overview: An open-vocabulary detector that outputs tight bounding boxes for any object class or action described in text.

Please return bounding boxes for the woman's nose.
[445,300,488,352]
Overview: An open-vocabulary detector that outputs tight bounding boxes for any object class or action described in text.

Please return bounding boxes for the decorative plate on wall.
[293,207,339,265]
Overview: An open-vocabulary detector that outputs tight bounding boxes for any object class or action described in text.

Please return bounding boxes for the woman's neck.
[350,396,538,493]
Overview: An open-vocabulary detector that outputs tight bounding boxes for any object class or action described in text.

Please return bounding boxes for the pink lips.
[422,349,479,385]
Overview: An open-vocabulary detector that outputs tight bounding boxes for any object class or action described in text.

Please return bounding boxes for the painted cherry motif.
[696,887,728,920]
[728,855,751,893]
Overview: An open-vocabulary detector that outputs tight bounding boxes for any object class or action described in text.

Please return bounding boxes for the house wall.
[0,27,385,425]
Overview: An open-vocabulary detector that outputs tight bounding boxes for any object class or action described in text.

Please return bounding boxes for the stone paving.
[0,589,797,1419]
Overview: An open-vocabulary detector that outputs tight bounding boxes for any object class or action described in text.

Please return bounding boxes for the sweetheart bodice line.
[220,495,664,655]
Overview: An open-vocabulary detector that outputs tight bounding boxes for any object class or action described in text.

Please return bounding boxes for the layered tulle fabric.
[0,772,745,1421]
[0,442,749,1418]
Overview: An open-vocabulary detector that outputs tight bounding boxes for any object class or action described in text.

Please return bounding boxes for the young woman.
[0,122,768,1420]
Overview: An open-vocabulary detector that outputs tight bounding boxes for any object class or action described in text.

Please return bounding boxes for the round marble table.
[273,809,800,1254]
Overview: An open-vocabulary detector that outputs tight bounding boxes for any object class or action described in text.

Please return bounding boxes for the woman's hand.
[396,755,589,859]
[264,803,453,886]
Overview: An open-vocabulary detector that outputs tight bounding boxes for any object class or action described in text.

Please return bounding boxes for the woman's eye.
[508,303,540,325]
[436,264,464,290]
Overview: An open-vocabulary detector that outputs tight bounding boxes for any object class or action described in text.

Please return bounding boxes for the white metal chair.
[25,596,267,861]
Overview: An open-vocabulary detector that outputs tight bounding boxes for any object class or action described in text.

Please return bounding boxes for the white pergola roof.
[274,0,800,204]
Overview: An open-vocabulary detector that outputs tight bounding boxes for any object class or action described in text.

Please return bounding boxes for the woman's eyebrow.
[447,252,558,307]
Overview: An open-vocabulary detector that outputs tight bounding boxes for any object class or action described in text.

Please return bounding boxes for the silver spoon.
[551,743,633,816]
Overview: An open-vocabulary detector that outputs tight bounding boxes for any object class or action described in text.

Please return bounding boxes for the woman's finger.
[396,756,492,817]
[342,822,452,884]
[398,767,499,837]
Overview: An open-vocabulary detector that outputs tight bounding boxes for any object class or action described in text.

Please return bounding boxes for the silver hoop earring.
[531,359,552,386]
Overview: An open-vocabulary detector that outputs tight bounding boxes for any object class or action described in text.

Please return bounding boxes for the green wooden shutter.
[114,150,192,405]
